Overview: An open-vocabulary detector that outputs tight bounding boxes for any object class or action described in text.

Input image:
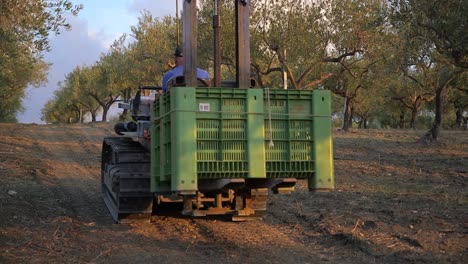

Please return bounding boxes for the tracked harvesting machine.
[101,0,334,223]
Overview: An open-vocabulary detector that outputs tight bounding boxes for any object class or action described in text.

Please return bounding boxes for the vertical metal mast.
[183,0,198,87]
[176,0,180,47]
[213,0,221,87]
[235,0,250,88]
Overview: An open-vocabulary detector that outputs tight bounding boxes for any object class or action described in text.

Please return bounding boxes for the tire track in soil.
[265,192,387,263]
[25,124,110,224]
[190,219,314,262]
[2,124,467,263]
[17,123,320,264]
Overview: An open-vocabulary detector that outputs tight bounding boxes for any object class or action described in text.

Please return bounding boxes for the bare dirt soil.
[0,123,466,263]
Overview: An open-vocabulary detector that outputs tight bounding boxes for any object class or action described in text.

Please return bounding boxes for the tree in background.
[443,71,468,129]
[390,0,467,69]
[352,66,389,129]
[389,74,434,129]
[0,0,81,122]
[326,0,390,131]
[41,83,81,124]
[389,0,467,141]
[41,14,180,123]
[251,0,333,89]
[127,12,177,86]
[71,68,101,122]
[198,0,244,81]
[38,0,467,139]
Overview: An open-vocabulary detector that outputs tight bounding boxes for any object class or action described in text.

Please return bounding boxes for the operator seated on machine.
[162,47,211,93]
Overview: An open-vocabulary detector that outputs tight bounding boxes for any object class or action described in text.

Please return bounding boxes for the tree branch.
[322,49,364,63]
[303,73,334,89]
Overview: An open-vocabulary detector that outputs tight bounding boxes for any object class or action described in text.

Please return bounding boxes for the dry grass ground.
[0,123,466,263]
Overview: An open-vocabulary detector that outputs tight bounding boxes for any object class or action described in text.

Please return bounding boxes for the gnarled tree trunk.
[419,67,459,143]
[342,96,353,132]
[421,88,443,143]
[399,108,406,128]
[409,108,417,129]
[455,107,463,128]
[91,112,97,122]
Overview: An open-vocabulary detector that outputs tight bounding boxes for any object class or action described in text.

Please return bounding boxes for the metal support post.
[235,0,251,88]
[213,0,221,87]
[183,0,198,87]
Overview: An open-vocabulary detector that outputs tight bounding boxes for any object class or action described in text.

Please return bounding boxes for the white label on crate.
[199,103,210,112]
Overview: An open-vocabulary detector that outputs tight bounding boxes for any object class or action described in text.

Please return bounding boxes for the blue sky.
[17,0,181,123]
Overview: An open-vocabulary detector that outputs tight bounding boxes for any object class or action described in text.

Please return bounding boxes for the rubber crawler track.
[101,137,153,223]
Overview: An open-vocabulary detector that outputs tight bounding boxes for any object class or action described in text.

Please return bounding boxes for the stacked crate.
[151,87,334,193]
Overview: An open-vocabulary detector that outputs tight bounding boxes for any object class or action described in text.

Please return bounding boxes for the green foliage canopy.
[0,0,82,122]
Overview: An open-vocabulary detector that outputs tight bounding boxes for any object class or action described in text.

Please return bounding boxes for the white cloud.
[127,0,178,18]
[16,0,180,123]
[87,29,117,50]
[17,15,107,124]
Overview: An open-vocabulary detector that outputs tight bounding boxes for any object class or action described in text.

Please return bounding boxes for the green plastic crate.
[151,87,334,193]
[263,89,334,189]
[264,90,313,179]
